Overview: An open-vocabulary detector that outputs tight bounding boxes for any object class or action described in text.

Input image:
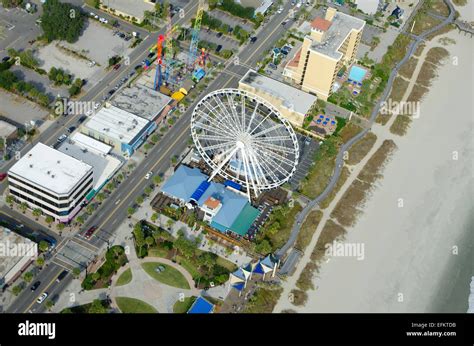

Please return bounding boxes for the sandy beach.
[275,8,473,313]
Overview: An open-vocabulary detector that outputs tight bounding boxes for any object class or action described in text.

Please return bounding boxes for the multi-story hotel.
[8,143,93,223]
[283,7,365,100]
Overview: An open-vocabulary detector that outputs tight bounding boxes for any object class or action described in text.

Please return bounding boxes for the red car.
[84,226,97,239]
[0,173,7,181]
[113,64,121,70]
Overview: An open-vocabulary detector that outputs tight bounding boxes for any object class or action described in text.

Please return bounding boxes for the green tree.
[133,223,146,248]
[145,236,155,247]
[76,215,85,225]
[41,0,85,43]
[38,240,50,253]
[88,299,107,313]
[23,271,34,283]
[36,256,45,267]
[19,202,28,213]
[153,175,162,185]
[136,196,144,205]
[255,239,272,255]
[151,213,158,223]
[56,223,65,231]
[127,207,136,217]
[91,272,100,282]
[6,195,14,206]
[72,267,81,278]
[96,193,106,203]
[45,215,54,226]
[32,208,42,220]
[12,284,23,296]
[144,187,152,196]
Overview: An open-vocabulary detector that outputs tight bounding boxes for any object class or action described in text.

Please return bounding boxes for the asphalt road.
[5,0,294,313]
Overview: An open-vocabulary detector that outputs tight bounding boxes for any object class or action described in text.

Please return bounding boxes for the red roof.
[288,48,302,68]
[311,17,332,31]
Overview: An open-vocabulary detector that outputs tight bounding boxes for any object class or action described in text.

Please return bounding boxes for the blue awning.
[188,296,214,314]
[232,282,245,291]
[224,180,242,190]
[190,180,210,202]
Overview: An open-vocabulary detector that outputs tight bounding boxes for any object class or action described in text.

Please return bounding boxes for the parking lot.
[200,29,240,51]
[209,9,254,33]
[288,134,319,190]
[62,20,133,67]
[0,5,42,57]
[0,89,49,125]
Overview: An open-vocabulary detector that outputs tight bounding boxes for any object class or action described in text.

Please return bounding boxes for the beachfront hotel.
[7,143,94,223]
[283,7,365,100]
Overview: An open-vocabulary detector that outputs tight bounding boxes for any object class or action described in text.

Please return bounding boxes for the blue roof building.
[160,165,259,237]
[187,296,214,314]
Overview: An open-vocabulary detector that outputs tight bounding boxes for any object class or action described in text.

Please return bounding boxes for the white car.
[277,7,283,14]
[145,171,153,180]
[86,109,93,116]
[94,102,100,110]
[37,292,48,304]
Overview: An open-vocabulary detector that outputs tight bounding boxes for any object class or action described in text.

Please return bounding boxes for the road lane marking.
[22,265,63,313]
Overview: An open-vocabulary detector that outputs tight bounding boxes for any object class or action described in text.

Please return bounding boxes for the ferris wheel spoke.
[212,94,242,132]
[199,105,237,136]
[193,119,230,136]
[252,150,281,183]
[252,139,296,155]
[201,141,235,152]
[260,153,292,182]
[247,149,270,187]
[254,144,295,168]
[248,109,276,136]
[226,93,244,132]
[252,135,293,142]
[251,122,285,138]
[246,102,260,132]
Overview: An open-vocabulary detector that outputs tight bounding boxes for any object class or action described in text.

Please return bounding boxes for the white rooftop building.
[80,105,157,156]
[8,143,93,222]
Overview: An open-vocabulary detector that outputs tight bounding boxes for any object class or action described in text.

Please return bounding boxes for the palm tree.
[45,216,54,227]
[32,208,42,220]
[19,202,28,213]
[6,195,14,207]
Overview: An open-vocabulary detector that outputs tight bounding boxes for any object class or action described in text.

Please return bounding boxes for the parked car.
[0,173,7,182]
[113,64,121,70]
[250,36,257,43]
[277,6,283,14]
[67,126,76,134]
[216,45,223,53]
[56,270,68,283]
[36,292,48,304]
[57,134,68,143]
[31,281,41,291]
[84,226,97,240]
[216,32,223,38]
[2,56,10,62]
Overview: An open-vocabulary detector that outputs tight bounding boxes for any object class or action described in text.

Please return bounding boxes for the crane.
[187,0,205,70]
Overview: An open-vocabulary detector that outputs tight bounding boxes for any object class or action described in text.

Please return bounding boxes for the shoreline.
[276,23,473,312]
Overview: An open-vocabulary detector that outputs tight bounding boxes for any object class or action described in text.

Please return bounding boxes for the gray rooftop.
[310,11,365,60]
[0,120,17,138]
[103,0,154,21]
[111,84,173,121]
[240,70,317,115]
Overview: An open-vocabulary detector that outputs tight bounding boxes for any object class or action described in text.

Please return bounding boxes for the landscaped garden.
[173,296,197,313]
[115,268,132,287]
[82,246,128,290]
[132,221,237,289]
[115,297,157,313]
[141,262,190,289]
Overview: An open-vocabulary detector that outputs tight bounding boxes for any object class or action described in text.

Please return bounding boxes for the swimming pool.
[348,66,367,84]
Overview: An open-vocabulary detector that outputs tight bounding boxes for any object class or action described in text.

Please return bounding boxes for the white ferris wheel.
[191,89,299,199]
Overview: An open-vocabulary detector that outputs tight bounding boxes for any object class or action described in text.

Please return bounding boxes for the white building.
[0,227,37,286]
[80,105,156,156]
[8,143,93,222]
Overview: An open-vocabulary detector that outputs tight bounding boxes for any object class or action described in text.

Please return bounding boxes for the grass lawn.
[141,262,190,289]
[148,247,170,258]
[115,297,157,313]
[173,296,197,313]
[116,268,132,287]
